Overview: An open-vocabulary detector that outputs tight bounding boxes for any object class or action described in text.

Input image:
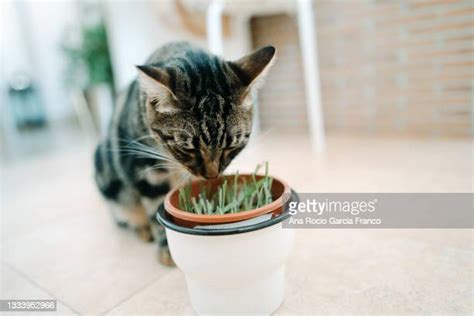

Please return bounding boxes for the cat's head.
[136,46,276,179]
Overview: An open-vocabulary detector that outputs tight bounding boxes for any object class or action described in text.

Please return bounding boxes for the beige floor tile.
[106,270,194,315]
[2,210,172,314]
[277,229,473,314]
[1,145,174,314]
[1,263,77,315]
[2,145,173,313]
[106,228,473,315]
[1,147,97,242]
[230,134,473,193]
[2,133,472,314]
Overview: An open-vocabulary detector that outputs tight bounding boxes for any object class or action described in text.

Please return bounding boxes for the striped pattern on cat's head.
[137,45,276,179]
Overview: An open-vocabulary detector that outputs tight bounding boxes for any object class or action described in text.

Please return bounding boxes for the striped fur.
[94,42,276,264]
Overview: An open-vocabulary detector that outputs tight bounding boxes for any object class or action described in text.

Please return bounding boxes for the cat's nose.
[203,161,219,179]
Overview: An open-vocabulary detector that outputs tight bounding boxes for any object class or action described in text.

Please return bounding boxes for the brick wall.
[251,0,473,137]
[251,14,309,133]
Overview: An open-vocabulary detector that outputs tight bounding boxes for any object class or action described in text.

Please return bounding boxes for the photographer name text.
[286,198,382,227]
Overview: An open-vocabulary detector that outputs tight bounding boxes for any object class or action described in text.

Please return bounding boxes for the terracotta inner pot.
[164,174,291,228]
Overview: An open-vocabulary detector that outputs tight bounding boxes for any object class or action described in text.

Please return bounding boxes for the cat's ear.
[232,46,276,90]
[136,65,179,114]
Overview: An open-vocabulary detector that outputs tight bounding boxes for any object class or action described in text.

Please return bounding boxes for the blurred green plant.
[179,162,274,215]
[62,21,114,89]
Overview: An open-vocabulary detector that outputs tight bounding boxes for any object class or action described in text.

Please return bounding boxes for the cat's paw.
[158,247,176,267]
[135,225,154,242]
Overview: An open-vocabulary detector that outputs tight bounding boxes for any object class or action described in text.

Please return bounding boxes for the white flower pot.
[157,200,295,315]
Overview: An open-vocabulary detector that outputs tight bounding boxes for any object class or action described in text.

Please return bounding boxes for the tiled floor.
[1,132,472,315]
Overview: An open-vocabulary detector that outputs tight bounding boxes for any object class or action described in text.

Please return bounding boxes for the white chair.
[206,0,326,152]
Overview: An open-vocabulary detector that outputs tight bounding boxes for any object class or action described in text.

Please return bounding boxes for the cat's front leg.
[107,201,154,242]
[128,204,154,242]
[108,202,129,228]
[142,197,175,267]
[153,221,175,267]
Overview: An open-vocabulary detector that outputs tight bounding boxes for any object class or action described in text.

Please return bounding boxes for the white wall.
[105,0,206,91]
[1,0,257,125]
[1,0,80,122]
[104,0,253,91]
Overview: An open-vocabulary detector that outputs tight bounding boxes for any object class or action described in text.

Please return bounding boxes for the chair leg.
[297,0,326,152]
[71,90,98,142]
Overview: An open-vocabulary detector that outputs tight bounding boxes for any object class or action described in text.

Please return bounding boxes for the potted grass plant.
[167,163,290,227]
[157,163,296,315]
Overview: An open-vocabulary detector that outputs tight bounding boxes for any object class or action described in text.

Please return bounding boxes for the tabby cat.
[94,42,276,265]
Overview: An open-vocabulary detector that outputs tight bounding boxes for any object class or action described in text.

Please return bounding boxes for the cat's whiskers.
[176,171,192,188]
[116,139,179,164]
[131,135,155,142]
[139,163,185,175]
[139,166,183,179]
[118,137,174,158]
[124,147,175,162]
[116,149,178,164]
